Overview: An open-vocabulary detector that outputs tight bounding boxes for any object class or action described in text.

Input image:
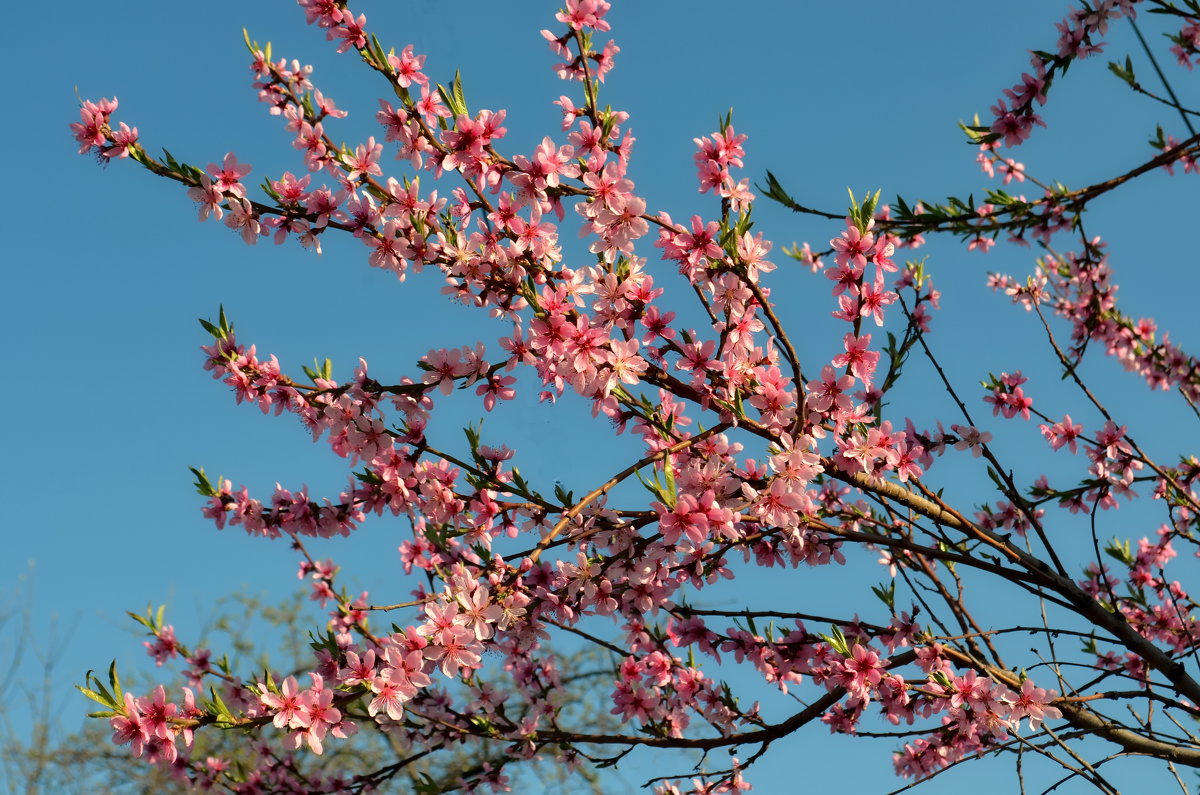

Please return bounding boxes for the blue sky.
[5,1,1200,792]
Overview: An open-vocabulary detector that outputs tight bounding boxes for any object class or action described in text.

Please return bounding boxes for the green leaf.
[77,686,115,710]
[354,468,383,485]
[871,581,896,611]
[78,668,120,710]
[846,188,881,233]
[452,70,467,117]
[436,83,453,114]
[1106,56,1136,88]
[464,422,481,452]
[108,660,123,702]
[757,171,801,212]
[863,189,881,222]
[209,685,235,725]
[634,468,671,508]
[127,610,154,631]
[1103,537,1134,566]
[820,624,851,657]
[368,34,388,67]
[190,466,218,497]
[303,357,334,382]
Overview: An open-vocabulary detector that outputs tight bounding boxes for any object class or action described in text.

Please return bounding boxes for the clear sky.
[5,1,1199,792]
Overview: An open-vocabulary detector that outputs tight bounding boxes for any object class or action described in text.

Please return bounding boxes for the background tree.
[3,584,612,793]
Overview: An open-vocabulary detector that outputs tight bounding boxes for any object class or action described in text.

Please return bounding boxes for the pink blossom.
[556,0,612,31]
[144,625,180,666]
[835,644,885,700]
[1040,414,1084,453]
[423,624,483,678]
[342,136,383,181]
[101,122,138,159]
[832,333,880,387]
[387,44,428,87]
[207,152,252,198]
[368,675,409,720]
[187,176,224,222]
[70,97,117,153]
[831,223,874,270]
[224,198,261,245]
[951,424,992,457]
[1007,679,1062,731]
[259,675,311,730]
[110,692,149,753]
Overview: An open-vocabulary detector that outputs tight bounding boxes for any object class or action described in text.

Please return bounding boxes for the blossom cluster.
[987,0,1138,148]
[990,240,1200,404]
[71,0,1200,792]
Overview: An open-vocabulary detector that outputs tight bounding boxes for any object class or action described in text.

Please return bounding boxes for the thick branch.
[831,465,1200,706]
[942,647,1200,767]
